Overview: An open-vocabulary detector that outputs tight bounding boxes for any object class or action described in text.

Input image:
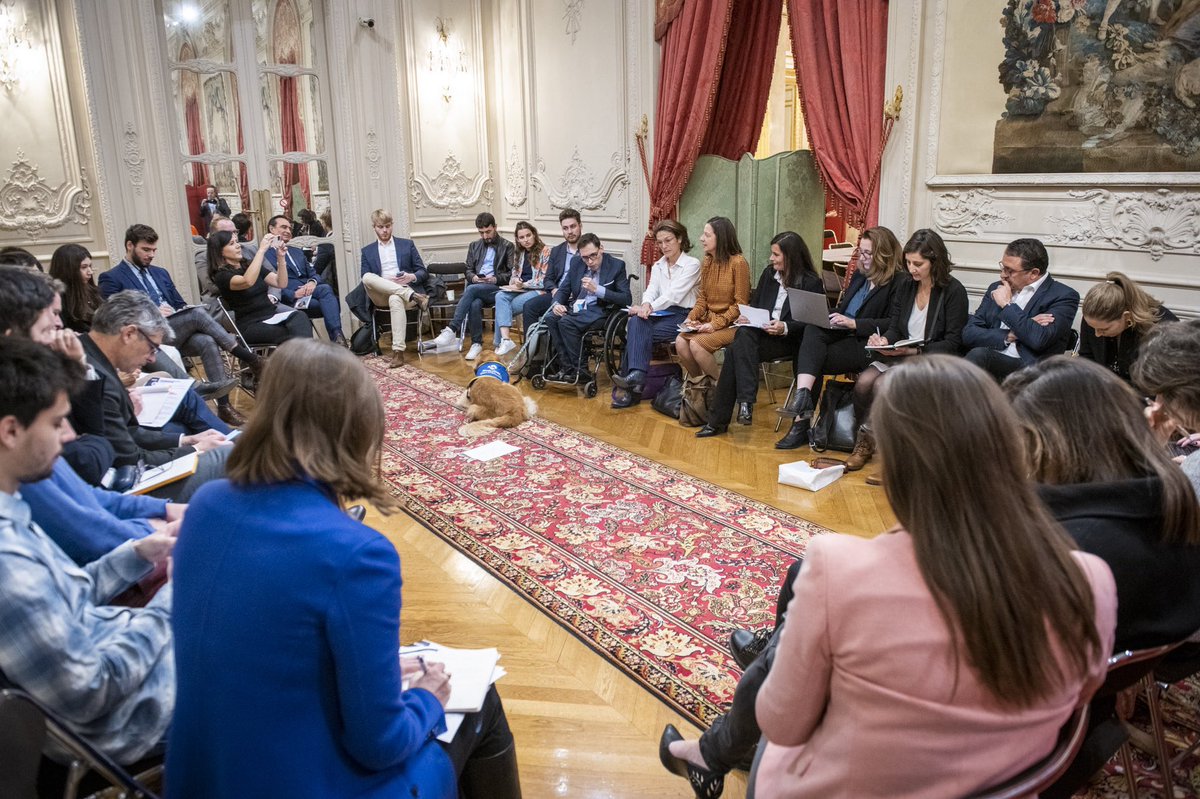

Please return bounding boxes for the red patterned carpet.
[370,361,827,725]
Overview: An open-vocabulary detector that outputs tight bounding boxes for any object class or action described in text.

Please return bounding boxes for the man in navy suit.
[962,238,1080,381]
[98,224,260,425]
[262,215,346,346]
[198,185,231,233]
[520,208,583,330]
[359,209,429,368]
[544,233,632,382]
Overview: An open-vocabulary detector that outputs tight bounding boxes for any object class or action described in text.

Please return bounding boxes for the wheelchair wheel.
[584,380,598,398]
[531,374,546,390]
[602,312,629,380]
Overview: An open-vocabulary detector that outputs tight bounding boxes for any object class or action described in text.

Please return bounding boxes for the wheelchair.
[529,308,631,398]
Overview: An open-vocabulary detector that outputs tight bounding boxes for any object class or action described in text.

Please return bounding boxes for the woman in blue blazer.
[168,339,520,799]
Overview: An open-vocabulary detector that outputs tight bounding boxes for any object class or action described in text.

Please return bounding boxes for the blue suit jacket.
[263,246,323,305]
[553,252,633,310]
[97,261,188,310]
[546,242,576,291]
[961,275,1080,364]
[359,238,428,294]
[169,478,455,799]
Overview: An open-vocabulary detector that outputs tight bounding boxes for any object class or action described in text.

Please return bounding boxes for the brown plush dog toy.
[455,361,537,437]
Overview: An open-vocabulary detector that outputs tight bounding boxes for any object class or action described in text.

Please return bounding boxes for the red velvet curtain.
[640,0,733,266]
[184,97,208,187]
[278,75,311,209]
[699,1,782,160]
[785,0,888,230]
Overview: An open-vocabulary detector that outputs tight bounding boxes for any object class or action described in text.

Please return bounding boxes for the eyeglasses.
[580,250,602,263]
[134,328,161,357]
[999,262,1034,277]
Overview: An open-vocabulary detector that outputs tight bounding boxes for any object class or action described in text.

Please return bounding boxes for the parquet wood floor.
[366,350,896,798]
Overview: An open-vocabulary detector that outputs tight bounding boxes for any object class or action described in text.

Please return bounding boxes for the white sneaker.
[431,327,457,347]
[465,343,483,361]
[495,339,517,356]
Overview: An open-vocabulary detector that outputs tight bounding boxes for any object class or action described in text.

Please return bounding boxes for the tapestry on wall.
[994,0,1200,172]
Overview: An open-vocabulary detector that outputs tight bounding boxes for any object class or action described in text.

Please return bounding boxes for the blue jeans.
[450,283,501,344]
[493,290,544,346]
[158,389,232,436]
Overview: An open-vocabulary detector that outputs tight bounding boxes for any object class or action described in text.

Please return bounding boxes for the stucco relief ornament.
[409,152,494,214]
[532,147,628,211]
[0,150,91,238]
[365,130,381,182]
[1049,188,1200,261]
[564,0,584,44]
[504,145,527,208]
[932,189,1013,236]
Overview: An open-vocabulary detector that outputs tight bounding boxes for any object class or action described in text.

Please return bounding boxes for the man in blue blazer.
[359,209,429,368]
[98,223,258,424]
[262,215,346,346]
[961,238,1080,381]
[545,233,632,382]
[520,208,583,329]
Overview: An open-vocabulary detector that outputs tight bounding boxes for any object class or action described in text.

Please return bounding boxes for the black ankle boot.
[776,417,811,449]
[460,742,522,799]
[736,402,753,425]
[777,387,815,419]
[695,423,727,438]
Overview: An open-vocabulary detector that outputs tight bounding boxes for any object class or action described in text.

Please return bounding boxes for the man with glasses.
[81,291,230,501]
[962,238,1079,381]
[262,215,347,347]
[544,233,632,383]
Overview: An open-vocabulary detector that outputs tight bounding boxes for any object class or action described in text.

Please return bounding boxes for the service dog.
[455,361,537,437]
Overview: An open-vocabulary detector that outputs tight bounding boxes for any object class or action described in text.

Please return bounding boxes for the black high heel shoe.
[695,423,727,438]
[659,724,725,799]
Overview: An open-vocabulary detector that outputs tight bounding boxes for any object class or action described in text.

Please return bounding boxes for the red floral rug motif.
[371,362,828,725]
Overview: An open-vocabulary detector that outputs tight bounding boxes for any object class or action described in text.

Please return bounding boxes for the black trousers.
[964,346,1025,382]
[794,326,870,380]
[240,310,314,346]
[438,685,514,776]
[709,327,801,426]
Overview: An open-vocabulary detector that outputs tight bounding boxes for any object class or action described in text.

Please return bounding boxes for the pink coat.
[754,530,1117,799]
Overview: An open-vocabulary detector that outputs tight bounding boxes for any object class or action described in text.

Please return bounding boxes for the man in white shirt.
[961,238,1080,381]
[359,209,429,368]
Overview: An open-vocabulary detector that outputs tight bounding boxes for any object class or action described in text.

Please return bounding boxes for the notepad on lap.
[125,453,198,495]
[399,641,502,713]
[866,337,925,351]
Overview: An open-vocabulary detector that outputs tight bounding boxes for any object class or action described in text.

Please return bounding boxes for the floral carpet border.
[369,360,831,725]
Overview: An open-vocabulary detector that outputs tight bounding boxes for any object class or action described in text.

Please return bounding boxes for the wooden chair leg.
[1119,741,1141,799]
[1144,677,1176,798]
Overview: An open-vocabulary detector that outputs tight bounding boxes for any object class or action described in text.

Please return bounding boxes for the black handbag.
[350,324,379,356]
[810,380,857,452]
[651,375,684,419]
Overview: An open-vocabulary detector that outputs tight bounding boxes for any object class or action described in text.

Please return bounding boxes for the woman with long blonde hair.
[752,356,1116,798]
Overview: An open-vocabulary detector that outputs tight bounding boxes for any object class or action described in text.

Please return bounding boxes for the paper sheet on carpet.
[462,441,519,461]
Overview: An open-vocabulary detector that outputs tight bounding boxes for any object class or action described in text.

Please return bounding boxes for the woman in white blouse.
[611,219,701,408]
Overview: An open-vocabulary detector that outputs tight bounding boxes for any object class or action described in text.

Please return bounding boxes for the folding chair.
[967,705,1090,799]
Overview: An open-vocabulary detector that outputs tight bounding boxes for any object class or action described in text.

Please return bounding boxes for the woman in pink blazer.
[752,355,1118,799]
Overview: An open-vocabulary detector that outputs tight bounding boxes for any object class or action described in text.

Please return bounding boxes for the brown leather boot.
[388,350,406,368]
[844,424,875,471]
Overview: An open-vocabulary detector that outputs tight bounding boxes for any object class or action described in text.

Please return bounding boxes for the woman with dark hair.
[207,229,312,345]
[169,339,522,799]
[295,208,326,238]
[48,243,101,332]
[844,229,969,470]
[749,355,1115,798]
[674,216,751,381]
[696,231,823,436]
[1133,319,1200,495]
[775,226,908,449]
[1005,356,1200,653]
[493,220,551,355]
[611,218,701,407]
[1080,271,1178,382]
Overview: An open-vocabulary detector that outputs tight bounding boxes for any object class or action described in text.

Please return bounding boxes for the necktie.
[137,267,163,305]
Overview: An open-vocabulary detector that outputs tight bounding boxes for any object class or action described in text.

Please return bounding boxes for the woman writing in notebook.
[168,340,521,799]
[847,229,968,470]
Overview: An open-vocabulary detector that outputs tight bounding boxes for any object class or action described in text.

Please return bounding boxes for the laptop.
[785,288,833,328]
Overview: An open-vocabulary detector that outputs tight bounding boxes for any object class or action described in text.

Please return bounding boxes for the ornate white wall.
[880,0,1200,318]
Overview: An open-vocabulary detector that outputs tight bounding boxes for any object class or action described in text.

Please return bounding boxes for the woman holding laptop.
[846,228,968,470]
[696,231,823,437]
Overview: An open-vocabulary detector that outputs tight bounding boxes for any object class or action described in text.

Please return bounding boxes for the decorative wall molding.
[933,189,1012,237]
[365,129,381,182]
[504,144,527,207]
[0,150,91,238]
[564,0,584,44]
[122,123,146,194]
[409,152,494,213]
[531,147,628,211]
[1047,189,1200,261]
[166,58,236,74]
